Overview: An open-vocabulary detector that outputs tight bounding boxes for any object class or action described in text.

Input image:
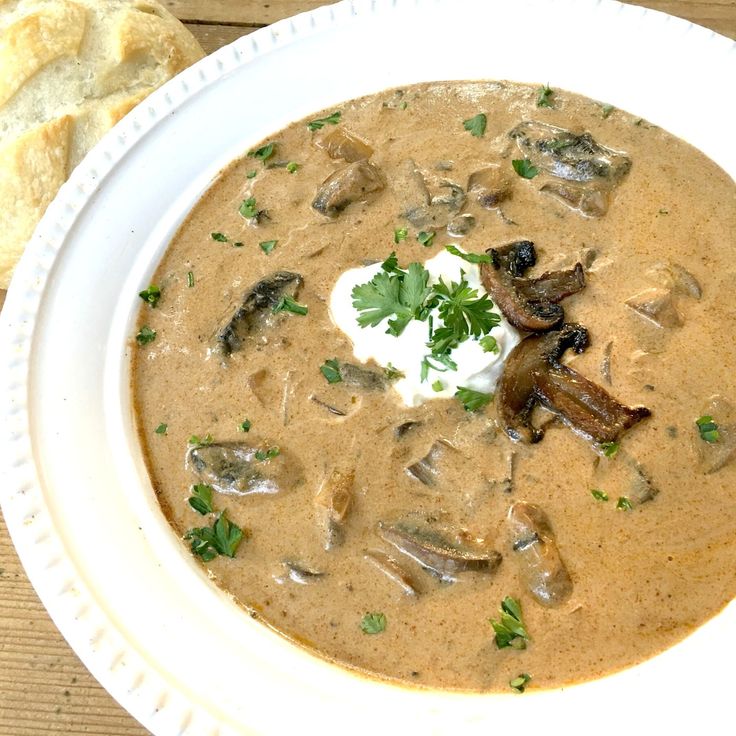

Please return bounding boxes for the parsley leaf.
[512,158,540,179]
[463,113,487,137]
[307,111,341,131]
[210,232,229,243]
[188,483,214,515]
[360,612,386,634]
[432,379,444,392]
[537,84,554,108]
[601,441,620,458]
[455,386,492,412]
[381,251,401,273]
[417,230,435,247]
[188,433,213,446]
[617,496,633,511]
[138,284,161,307]
[248,142,276,162]
[246,170,257,179]
[259,239,277,254]
[394,227,408,244]
[136,326,156,345]
[239,197,258,218]
[509,673,532,693]
[238,419,251,432]
[272,295,308,315]
[696,415,720,443]
[601,103,615,119]
[186,271,195,288]
[255,447,280,461]
[185,510,244,561]
[445,244,491,264]
[490,597,529,650]
[154,422,167,435]
[479,335,499,353]
[384,363,405,380]
[591,489,609,502]
[320,358,342,384]
[286,161,300,173]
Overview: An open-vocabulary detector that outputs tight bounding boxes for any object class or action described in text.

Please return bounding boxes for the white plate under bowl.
[1,0,734,734]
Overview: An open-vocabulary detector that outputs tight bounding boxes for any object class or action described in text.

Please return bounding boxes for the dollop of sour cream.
[329,248,521,407]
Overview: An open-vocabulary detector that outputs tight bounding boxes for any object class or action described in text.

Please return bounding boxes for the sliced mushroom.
[507,502,572,607]
[393,160,465,229]
[314,127,373,162]
[312,161,384,218]
[377,520,502,583]
[697,395,736,474]
[447,213,476,237]
[480,240,585,332]
[364,549,420,596]
[540,181,608,218]
[497,323,651,444]
[405,441,449,486]
[593,451,659,506]
[275,560,325,585]
[467,166,512,208]
[340,362,388,392]
[625,287,683,328]
[314,469,355,550]
[214,271,303,356]
[187,441,303,496]
[394,420,423,439]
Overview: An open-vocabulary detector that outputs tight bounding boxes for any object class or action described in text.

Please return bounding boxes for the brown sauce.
[132,81,736,692]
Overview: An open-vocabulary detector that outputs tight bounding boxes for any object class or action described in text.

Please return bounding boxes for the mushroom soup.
[132,81,736,692]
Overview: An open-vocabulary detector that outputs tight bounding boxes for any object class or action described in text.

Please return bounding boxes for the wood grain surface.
[0,1,733,734]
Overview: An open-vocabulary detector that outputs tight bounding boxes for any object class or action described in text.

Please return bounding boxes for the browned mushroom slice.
[697,395,736,474]
[364,549,420,596]
[214,271,303,356]
[498,323,651,444]
[467,166,511,208]
[312,161,384,218]
[314,469,354,550]
[507,502,572,607]
[393,158,432,227]
[405,441,448,486]
[480,240,585,332]
[187,441,303,496]
[625,287,683,328]
[540,181,608,218]
[340,362,388,392]
[314,127,374,162]
[447,213,476,237]
[274,560,326,585]
[377,520,502,583]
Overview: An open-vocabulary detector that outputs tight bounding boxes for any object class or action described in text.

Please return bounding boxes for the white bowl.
[1,1,734,733]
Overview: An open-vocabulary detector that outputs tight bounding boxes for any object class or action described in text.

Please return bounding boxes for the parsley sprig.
[490,596,529,650]
[185,511,244,561]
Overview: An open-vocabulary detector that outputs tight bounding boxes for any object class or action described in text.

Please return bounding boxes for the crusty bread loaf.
[0,0,205,288]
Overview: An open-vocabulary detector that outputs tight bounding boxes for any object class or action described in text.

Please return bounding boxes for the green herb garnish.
[591,489,609,502]
[286,161,300,173]
[185,511,244,561]
[509,673,532,693]
[238,419,251,433]
[463,113,487,137]
[601,103,615,119]
[188,434,213,446]
[188,483,214,515]
[186,271,195,288]
[320,358,342,384]
[384,363,405,380]
[696,415,720,443]
[248,142,275,162]
[617,496,633,511]
[601,441,620,458]
[239,197,258,218]
[537,84,554,108]
[246,170,257,179]
[154,423,167,435]
[381,251,400,273]
[432,380,444,392]
[255,447,280,462]
[138,284,161,307]
[455,386,492,412]
[490,596,529,650]
[417,230,435,247]
[394,227,408,244]
[259,239,277,255]
[479,335,499,353]
[512,159,540,179]
[445,244,491,264]
[210,232,228,243]
[420,354,458,383]
[136,326,156,345]
[360,612,386,634]
[307,111,341,131]
[272,295,308,315]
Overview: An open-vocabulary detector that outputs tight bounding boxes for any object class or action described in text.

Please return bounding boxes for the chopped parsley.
[136,326,156,345]
[537,84,554,108]
[286,161,300,173]
[490,596,529,650]
[238,419,251,433]
[320,358,342,384]
[509,673,532,693]
[420,354,457,383]
[455,386,492,412]
[272,295,308,315]
[591,489,609,502]
[210,232,229,242]
[239,197,258,218]
[188,433,213,446]
[138,284,161,307]
[512,158,540,179]
[186,271,195,288]
[417,230,435,247]
[154,423,168,435]
[255,446,280,462]
[185,511,244,561]
[246,170,257,179]
[360,612,386,634]
[307,111,341,131]
[696,415,720,443]
[445,244,491,264]
[601,103,615,119]
[248,142,276,162]
[601,441,620,458]
[463,112,487,137]
[188,483,214,515]
[432,380,444,392]
[617,496,633,511]
[393,227,408,244]
[479,335,499,353]
[233,241,244,248]
[259,239,277,255]
[384,363,405,380]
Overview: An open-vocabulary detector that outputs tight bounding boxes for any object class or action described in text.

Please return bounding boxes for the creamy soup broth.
[132,81,736,691]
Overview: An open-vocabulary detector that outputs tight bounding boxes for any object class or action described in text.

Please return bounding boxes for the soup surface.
[132,81,736,692]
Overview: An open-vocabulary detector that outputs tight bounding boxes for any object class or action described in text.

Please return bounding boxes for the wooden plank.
[164,0,332,25]
[184,23,254,54]
[625,0,736,37]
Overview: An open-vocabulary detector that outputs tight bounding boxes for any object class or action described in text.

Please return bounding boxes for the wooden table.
[0,1,733,733]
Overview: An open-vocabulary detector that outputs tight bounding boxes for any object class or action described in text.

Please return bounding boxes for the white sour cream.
[329,248,520,407]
